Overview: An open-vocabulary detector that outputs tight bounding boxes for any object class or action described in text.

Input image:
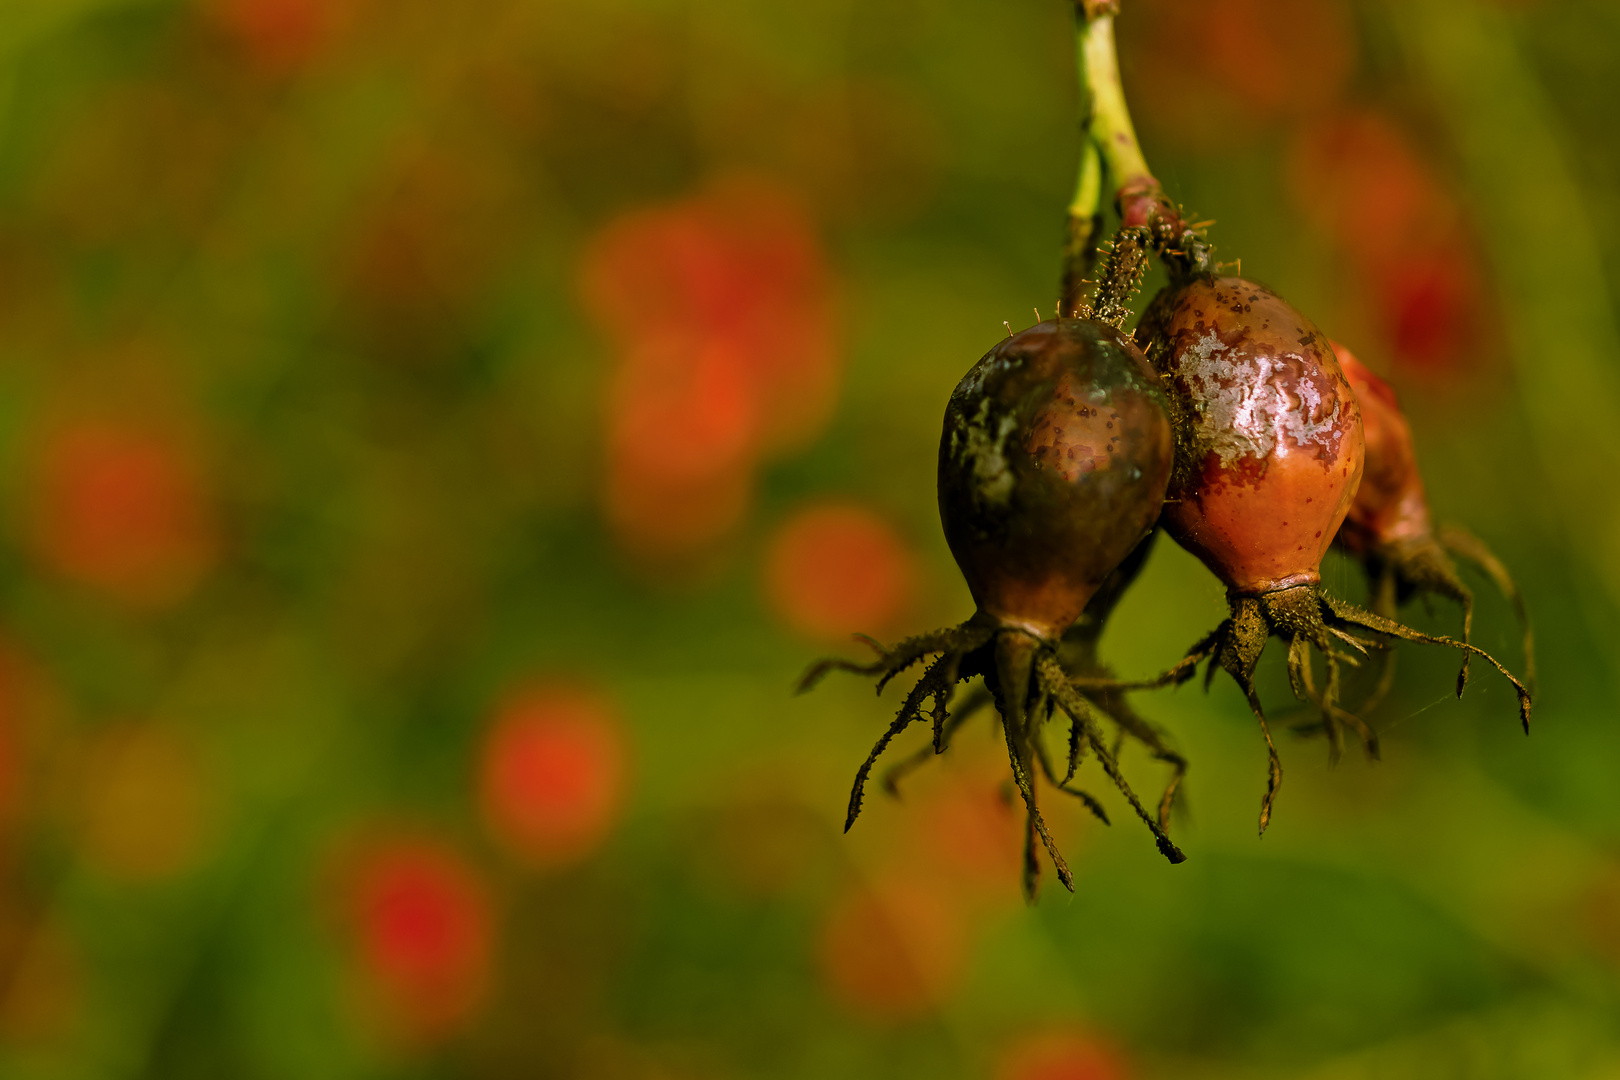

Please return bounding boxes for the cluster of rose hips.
[802,217,1533,899]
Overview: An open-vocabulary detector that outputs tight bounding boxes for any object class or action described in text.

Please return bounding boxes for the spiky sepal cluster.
[1356,525,1536,710]
[1141,585,1531,834]
[799,620,1185,901]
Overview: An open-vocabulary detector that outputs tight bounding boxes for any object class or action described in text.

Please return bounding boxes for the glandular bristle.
[1090,226,1151,328]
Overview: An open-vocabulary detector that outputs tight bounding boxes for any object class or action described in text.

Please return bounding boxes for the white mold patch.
[1182,330,1342,467]
[954,397,1019,505]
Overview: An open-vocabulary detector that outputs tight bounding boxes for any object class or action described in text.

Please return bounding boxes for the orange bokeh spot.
[609,335,758,486]
[477,685,626,869]
[763,502,915,641]
[580,177,839,452]
[604,333,760,558]
[1287,111,1452,267]
[816,875,966,1022]
[1288,110,1489,378]
[1129,0,1352,147]
[995,1030,1131,1080]
[29,421,217,608]
[346,835,493,1045]
[0,919,81,1046]
[579,175,841,560]
[79,723,211,882]
[1200,0,1353,117]
[914,774,1023,895]
[1376,246,1482,374]
[606,460,753,564]
[204,0,355,75]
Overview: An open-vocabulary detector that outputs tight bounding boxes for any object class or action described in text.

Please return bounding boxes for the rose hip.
[1142,277,1364,596]
[1135,275,1530,832]
[1333,341,1535,701]
[801,232,1187,897]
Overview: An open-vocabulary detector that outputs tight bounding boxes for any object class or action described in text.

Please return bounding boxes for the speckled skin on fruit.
[938,318,1172,641]
[1332,342,1431,553]
[1136,276,1364,595]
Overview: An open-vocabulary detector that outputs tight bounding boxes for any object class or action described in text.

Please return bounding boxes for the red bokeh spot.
[1289,111,1489,378]
[995,1030,1131,1080]
[609,335,758,486]
[1128,0,1353,147]
[580,175,841,560]
[580,177,838,451]
[204,0,354,74]
[763,502,915,642]
[1377,247,1481,374]
[604,334,759,556]
[915,775,1023,893]
[816,875,965,1022]
[478,685,626,868]
[1200,0,1353,117]
[1287,111,1450,267]
[346,836,493,1044]
[30,421,217,607]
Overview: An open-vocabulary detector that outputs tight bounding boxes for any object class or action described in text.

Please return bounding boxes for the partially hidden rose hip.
[1332,341,1535,702]
[1134,275,1531,833]
[801,232,1186,898]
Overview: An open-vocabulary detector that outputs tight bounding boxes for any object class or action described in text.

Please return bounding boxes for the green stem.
[1078,12,1152,191]
[1071,4,1201,267]
[1068,134,1103,228]
[1060,137,1102,315]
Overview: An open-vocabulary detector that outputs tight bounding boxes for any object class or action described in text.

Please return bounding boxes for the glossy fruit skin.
[1332,342,1431,553]
[939,319,1172,641]
[1136,277,1364,595]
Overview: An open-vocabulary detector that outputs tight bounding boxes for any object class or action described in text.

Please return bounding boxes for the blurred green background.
[0,0,1617,1077]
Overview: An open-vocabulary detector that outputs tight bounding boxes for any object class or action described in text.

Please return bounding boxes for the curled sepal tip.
[1320,592,1532,734]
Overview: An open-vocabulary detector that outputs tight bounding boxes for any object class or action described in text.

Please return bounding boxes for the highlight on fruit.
[797,0,1533,897]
